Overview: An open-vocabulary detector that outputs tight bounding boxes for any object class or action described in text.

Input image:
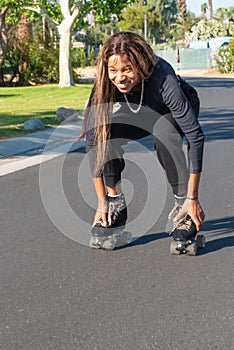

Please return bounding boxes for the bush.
[3,29,59,84]
[80,48,87,68]
[72,48,88,68]
[26,41,59,83]
[71,48,81,68]
[88,47,95,66]
[230,38,234,71]
[215,43,234,73]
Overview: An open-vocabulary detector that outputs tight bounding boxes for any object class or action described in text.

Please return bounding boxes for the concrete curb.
[0,120,85,177]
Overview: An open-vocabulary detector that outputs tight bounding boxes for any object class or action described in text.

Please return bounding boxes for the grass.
[0,84,92,139]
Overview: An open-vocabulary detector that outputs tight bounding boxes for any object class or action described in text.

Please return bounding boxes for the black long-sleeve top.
[86,56,204,174]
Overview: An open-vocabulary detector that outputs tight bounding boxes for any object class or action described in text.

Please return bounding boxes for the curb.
[0,121,85,177]
[0,140,85,177]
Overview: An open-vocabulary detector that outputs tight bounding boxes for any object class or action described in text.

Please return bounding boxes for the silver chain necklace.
[124,80,144,114]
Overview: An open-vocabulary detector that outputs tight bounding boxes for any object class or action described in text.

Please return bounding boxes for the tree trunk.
[0,45,5,83]
[58,0,79,87]
[25,1,80,87]
[178,0,187,39]
[58,23,74,87]
[0,57,4,83]
[0,6,8,83]
[208,0,213,20]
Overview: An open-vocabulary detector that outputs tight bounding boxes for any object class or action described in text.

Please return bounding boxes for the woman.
[82,32,205,246]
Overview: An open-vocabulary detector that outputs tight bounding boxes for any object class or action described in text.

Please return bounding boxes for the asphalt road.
[0,77,234,350]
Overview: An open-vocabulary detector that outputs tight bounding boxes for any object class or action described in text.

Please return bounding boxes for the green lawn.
[0,84,92,138]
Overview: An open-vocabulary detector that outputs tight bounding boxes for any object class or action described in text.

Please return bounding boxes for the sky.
[186,0,234,16]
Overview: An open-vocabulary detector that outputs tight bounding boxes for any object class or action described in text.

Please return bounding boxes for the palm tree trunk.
[208,0,213,20]
[178,0,187,38]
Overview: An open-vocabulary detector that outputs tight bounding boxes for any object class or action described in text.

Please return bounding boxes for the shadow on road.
[199,109,234,142]
[130,232,168,247]
[118,216,234,254]
[199,236,234,255]
[199,216,234,255]
[203,216,234,235]
[185,77,234,89]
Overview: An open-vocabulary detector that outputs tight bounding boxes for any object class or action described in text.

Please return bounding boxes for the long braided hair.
[82,32,156,175]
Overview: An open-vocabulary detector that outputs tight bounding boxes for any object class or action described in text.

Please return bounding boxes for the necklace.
[124,80,144,114]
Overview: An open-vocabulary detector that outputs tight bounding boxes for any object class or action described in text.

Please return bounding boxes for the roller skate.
[170,214,206,256]
[89,193,132,251]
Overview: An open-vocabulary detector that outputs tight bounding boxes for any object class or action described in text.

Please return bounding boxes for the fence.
[155,48,214,71]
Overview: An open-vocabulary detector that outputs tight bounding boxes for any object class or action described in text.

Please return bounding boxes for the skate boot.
[90,193,131,250]
[172,214,197,241]
[170,214,206,256]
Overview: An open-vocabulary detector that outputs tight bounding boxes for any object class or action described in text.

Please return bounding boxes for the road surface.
[0,77,233,350]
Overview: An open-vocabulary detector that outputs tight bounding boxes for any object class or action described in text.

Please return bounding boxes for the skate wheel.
[103,237,116,251]
[196,235,206,249]
[187,242,198,256]
[170,241,180,255]
[89,236,101,250]
[123,231,132,245]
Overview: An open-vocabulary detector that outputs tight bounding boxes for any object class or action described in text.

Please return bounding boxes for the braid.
[83,32,157,175]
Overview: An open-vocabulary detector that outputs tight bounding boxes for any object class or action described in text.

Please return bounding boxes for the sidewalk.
[177,68,234,78]
[0,119,85,177]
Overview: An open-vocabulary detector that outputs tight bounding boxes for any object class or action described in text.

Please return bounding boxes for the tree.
[208,0,213,20]
[150,0,178,42]
[0,6,9,82]
[216,6,234,23]
[118,3,146,34]
[201,3,208,18]
[170,9,197,43]
[0,1,37,84]
[188,19,234,42]
[25,0,136,87]
[118,0,178,44]
[178,0,187,38]
[216,7,228,22]
[226,6,234,23]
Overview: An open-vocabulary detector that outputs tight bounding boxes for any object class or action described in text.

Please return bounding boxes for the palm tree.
[178,0,187,37]
[208,0,213,20]
[216,6,234,23]
[201,3,208,18]
[226,6,234,23]
[215,7,227,22]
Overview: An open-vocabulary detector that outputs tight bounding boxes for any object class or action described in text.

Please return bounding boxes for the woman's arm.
[176,173,205,232]
[187,172,200,199]
[92,177,108,227]
[180,173,205,232]
[159,69,205,231]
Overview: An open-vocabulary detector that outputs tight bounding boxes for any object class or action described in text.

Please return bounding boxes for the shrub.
[71,48,81,68]
[3,30,59,84]
[88,47,95,66]
[215,41,234,73]
[80,48,87,68]
[230,38,234,71]
[26,41,59,83]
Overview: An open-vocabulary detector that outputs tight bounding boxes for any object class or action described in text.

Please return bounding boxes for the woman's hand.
[186,199,205,232]
[182,173,205,231]
[92,198,108,227]
[175,198,205,232]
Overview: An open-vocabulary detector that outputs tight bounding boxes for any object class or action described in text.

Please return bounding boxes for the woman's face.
[108,54,141,93]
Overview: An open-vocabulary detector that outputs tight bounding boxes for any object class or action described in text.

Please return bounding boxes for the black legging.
[86,104,189,196]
